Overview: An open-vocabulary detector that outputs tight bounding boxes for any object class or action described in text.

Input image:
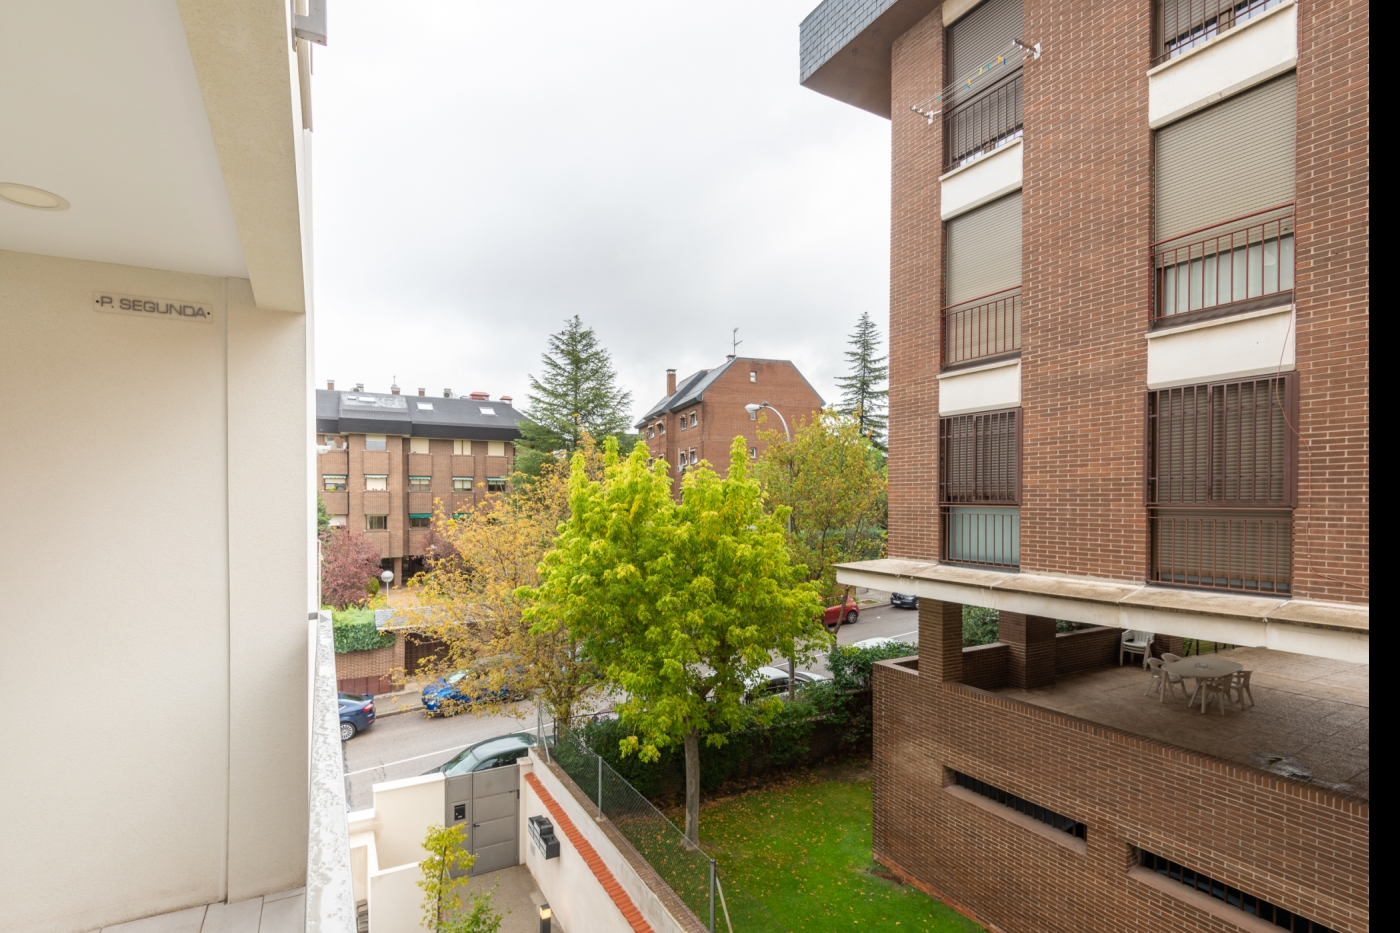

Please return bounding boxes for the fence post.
[597,751,603,820]
[709,859,716,932]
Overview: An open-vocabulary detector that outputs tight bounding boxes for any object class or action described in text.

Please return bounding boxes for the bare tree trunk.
[684,729,700,847]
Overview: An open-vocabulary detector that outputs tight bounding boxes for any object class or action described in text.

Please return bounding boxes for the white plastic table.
[1162,657,1243,712]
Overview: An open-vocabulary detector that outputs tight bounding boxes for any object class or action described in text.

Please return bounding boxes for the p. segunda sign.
[93,292,213,322]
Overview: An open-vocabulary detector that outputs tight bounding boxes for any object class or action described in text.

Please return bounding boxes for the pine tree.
[835,312,889,449]
[519,316,634,456]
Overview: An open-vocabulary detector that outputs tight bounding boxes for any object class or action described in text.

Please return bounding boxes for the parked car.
[421,659,526,715]
[427,732,540,776]
[338,692,375,741]
[890,592,918,610]
[822,595,860,632]
[743,666,831,702]
[850,636,917,651]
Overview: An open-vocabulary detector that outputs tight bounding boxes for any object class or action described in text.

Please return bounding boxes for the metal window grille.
[942,285,1022,367]
[1147,375,1295,593]
[953,771,1086,840]
[1136,849,1336,932]
[1155,0,1286,64]
[1152,204,1294,323]
[944,69,1023,170]
[1146,375,1295,509]
[940,409,1021,504]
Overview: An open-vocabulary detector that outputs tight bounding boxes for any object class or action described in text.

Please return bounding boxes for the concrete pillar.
[918,598,964,684]
[998,612,1057,689]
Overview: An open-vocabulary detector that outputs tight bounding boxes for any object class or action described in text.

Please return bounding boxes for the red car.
[822,595,860,632]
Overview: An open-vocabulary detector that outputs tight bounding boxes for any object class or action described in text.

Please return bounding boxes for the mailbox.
[527,815,560,859]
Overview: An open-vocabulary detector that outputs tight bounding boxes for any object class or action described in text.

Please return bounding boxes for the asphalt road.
[341,600,920,809]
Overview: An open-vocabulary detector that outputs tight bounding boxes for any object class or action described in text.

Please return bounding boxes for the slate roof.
[316,389,524,440]
[634,357,823,428]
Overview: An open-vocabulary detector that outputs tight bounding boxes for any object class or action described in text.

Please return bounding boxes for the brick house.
[316,382,523,584]
[802,0,1368,931]
[634,356,824,493]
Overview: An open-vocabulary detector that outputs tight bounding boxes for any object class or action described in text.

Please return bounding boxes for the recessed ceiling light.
[0,183,70,211]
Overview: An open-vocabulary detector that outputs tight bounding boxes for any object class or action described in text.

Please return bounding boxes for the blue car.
[338,692,375,741]
[421,667,523,716]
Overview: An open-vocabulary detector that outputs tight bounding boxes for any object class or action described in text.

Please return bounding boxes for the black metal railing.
[942,506,1020,569]
[1155,0,1286,65]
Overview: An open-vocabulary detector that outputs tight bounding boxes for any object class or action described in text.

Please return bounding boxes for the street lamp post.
[379,569,394,597]
[746,401,799,701]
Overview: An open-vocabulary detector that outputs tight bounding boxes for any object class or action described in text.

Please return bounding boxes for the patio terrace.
[991,646,1369,799]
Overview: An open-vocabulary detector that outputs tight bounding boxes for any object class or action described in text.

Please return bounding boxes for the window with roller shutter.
[944,0,1024,169]
[944,192,1023,367]
[1146,374,1296,593]
[940,408,1021,568]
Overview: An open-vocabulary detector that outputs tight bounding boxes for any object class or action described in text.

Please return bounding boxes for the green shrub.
[962,605,999,646]
[825,642,917,691]
[332,608,395,653]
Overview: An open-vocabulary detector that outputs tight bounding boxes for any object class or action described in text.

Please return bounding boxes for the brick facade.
[638,358,823,495]
[868,597,1369,933]
[879,0,1368,602]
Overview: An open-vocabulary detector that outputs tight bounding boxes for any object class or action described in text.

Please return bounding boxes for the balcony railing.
[943,69,1023,170]
[1149,510,1291,594]
[1152,203,1294,325]
[942,506,1020,569]
[942,285,1022,367]
[1154,0,1286,65]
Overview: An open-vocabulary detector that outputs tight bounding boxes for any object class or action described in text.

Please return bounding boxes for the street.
[342,599,919,808]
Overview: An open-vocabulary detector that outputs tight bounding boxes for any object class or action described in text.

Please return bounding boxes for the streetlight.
[379,569,394,595]
[746,401,798,700]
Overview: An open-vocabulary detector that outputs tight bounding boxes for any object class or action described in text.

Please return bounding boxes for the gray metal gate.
[445,763,520,876]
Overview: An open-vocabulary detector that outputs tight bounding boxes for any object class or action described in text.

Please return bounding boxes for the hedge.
[332,608,396,653]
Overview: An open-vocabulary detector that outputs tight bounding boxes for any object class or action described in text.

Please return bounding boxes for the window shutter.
[1147,374,1294,507]
[948,0,1024,86]
[946,192,1022,304]
[1154,73,1296,240]
[940,408,1020,504]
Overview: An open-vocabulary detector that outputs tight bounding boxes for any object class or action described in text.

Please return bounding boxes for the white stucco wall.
[1147,0,1297,128]
[370,773,444,870]
[937,358,1022,415]
[0,250,311,933]
[1145,304,1295,388]
[525,753,694,933]
[940,139,1023,221]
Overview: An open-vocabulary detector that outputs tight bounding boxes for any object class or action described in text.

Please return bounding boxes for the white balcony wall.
[0,251,313,933]
[938,358,1022,415]
[1145,304,1295,388]
[1148,0,1298,128]
[941,139,1024,221]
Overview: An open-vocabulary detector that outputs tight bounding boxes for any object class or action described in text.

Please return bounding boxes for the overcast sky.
[312,1,890,423]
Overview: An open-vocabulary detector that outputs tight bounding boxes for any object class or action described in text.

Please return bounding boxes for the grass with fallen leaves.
[695,766,985,933]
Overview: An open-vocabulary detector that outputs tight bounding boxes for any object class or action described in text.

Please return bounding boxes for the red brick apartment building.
[316,382,522,583]
[803,0,1368,931]
[635,356,824,492]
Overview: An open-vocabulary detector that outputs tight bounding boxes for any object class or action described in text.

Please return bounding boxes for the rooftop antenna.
[731,328,743,357]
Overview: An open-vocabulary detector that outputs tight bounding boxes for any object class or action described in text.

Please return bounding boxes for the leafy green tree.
[522,437,825,844]
[754,410,887,601]
[418,824,501,933]
[317,493,332,535]
[518,316,635,457]
[835,312,889,450]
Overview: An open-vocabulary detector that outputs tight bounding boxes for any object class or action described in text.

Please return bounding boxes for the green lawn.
[694,768,985,933]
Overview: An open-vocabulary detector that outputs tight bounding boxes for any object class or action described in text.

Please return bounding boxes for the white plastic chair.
[1192,675,1231,714]
[1120,630,1153,668]
[1228,670,1255,709]
[1145,657,1188,703]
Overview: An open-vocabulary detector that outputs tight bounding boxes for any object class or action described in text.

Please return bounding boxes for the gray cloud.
[313,1,889,418]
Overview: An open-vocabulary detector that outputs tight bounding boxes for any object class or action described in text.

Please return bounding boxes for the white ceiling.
[0,0,247,277]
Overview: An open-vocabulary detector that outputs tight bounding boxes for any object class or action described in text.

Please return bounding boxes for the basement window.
[1135,849,1337,932]
[952,770,1086,841]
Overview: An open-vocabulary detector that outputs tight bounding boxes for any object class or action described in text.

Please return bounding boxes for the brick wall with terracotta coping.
[864,603,1370,933]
